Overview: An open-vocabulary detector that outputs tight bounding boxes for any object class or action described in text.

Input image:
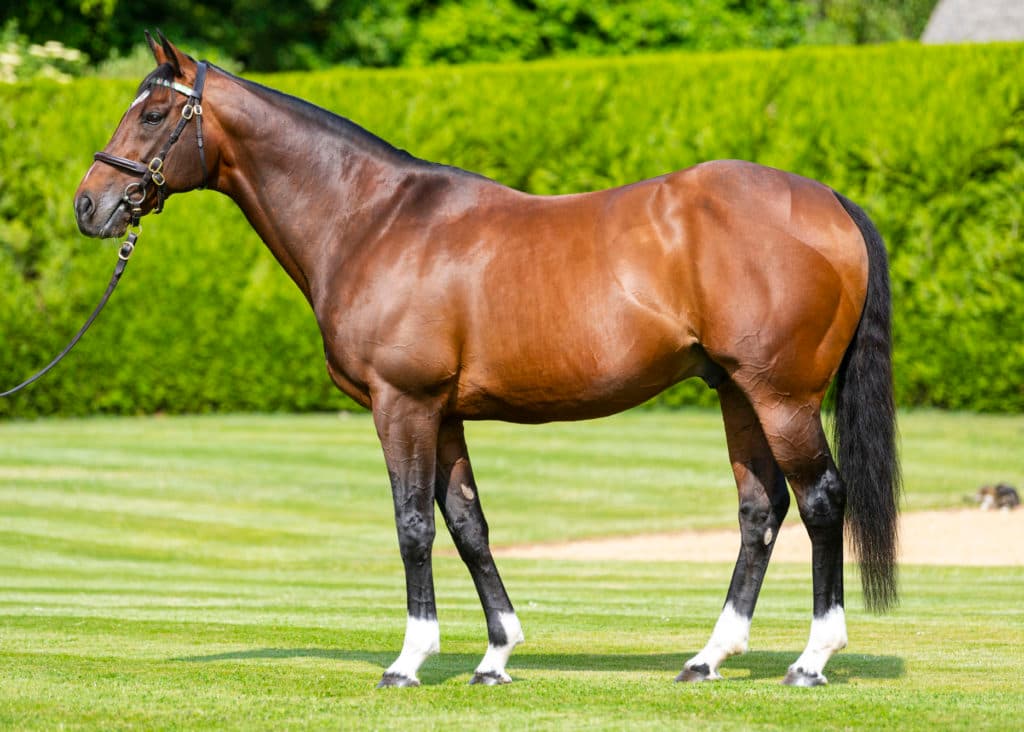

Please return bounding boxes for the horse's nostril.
[75,193,94,219]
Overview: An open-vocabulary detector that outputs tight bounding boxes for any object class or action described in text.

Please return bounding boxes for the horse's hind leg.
[435,418,524,685]
[679,380,790,682]
[750,395,848,687]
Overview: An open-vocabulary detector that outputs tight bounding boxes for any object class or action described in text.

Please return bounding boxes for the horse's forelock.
[135,63,176,97]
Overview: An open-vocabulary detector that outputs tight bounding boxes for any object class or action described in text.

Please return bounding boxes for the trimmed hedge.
[1,42,1022,416]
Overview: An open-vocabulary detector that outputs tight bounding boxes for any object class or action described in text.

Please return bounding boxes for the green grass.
[1,410,1022,730]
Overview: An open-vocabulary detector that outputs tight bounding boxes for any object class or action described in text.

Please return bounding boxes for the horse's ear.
[156,29,183,77]
[144,30,160,62]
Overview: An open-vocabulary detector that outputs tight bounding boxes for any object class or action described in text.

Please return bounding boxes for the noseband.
[93,61,209,225]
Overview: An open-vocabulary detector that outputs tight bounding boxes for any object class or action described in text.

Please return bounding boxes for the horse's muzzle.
[74,188,130,239]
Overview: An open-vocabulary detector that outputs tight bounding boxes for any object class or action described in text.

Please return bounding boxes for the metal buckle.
[182,104,195,120]
[147,157,165,186]
[118,230,139,260]
[123,182,146,205]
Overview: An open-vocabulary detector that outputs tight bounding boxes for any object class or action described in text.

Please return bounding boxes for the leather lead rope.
[0,232,138,398]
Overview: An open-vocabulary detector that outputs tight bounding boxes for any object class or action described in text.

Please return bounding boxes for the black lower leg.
[391,468,438,620]
[797,464,845,616]
[725,465,790,617]
[435,421,515,646]
[717,382,791,618]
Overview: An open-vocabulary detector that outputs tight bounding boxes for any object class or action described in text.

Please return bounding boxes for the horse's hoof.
[675,663,722,682]
[781,667,827,687]
[377,672,420,688]
[469,671,512,686]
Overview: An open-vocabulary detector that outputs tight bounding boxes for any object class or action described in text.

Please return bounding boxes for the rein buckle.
[118,231,139,260]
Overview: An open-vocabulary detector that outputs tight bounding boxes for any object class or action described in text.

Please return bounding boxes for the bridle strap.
[191,62,208,183]
[93,151,148,176]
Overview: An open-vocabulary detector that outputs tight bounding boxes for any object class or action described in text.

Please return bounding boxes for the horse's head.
[75,32,213,238]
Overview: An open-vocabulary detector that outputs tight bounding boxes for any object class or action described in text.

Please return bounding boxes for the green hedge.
[1,42,1022,417]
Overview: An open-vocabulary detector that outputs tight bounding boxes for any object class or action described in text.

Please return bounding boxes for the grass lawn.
[1,410,1022,729]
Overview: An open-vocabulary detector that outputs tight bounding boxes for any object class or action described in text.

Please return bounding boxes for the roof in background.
[922,0,1024,43]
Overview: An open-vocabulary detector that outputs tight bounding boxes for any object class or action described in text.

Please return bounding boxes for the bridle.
[93,61,209,226]
[1,62,210,399]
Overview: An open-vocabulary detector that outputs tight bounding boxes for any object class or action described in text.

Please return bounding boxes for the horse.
[74,33,900,688]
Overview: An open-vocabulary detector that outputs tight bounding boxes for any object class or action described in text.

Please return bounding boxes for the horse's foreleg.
[679,381,789,682]
[435,419,523,685]
[373,393,442,688]
[755,399,848,687]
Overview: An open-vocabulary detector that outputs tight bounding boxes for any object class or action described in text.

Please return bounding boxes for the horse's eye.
[143,110,165,125]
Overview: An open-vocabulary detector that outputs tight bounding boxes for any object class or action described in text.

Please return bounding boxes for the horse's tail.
[831,191,901,613]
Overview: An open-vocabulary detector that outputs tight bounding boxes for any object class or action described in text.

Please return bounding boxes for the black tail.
[832,191,901,613]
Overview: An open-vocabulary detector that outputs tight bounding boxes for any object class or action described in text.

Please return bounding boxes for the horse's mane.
[137,60,491,183]
[219,65,492,182]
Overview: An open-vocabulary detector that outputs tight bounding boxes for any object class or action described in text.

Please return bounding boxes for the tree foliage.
[2,1,939,72]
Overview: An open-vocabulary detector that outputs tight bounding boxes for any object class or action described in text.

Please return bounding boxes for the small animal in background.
[975,484,1021,511]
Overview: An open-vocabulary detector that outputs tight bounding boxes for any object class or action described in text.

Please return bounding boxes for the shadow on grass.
[173,648,903,684]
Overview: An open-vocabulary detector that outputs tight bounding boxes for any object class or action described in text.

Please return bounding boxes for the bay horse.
[74,34,900,687]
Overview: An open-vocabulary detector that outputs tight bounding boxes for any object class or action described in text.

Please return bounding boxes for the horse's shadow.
[173,648,904,684]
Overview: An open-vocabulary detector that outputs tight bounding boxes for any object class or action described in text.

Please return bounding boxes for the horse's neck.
[212,78,417,302]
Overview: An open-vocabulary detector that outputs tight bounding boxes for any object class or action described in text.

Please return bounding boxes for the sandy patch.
[493,509,1024,566]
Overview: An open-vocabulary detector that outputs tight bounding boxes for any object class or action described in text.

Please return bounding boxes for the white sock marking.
[385,615,440,682]
[474,612,524,681]
[685,602,750,677]
[789,606,848,682]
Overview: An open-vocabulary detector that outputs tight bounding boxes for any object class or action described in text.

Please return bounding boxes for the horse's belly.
[453,331,705,423]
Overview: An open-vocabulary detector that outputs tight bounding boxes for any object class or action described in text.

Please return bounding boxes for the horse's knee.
[738,494,785,548]
[397,511,436,565]
[446,506,492,565]
[797,468,845,529]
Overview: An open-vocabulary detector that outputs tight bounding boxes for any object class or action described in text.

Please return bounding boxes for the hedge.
[1,42,1022,417]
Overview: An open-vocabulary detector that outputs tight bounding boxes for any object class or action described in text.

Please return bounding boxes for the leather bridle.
[93,61,209,226]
